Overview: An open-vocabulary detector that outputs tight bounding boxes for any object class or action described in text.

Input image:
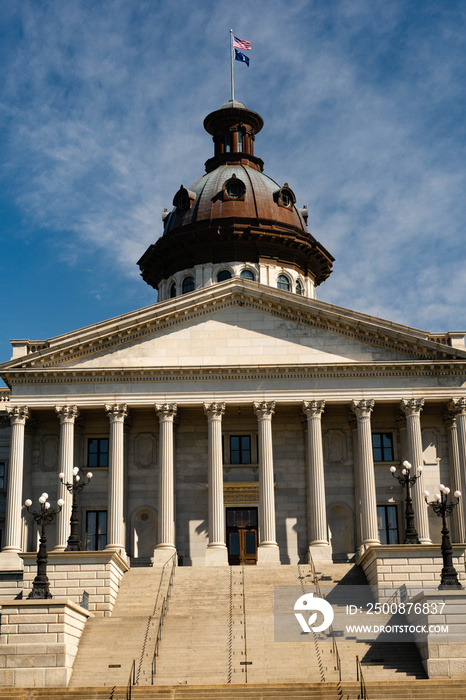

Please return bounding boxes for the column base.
[257,543,280,565]
[53,545,67,552]
[152,546,177,565]
[205,544,228,565]
[0,550,24,571]
[419,537,433,545]
[308,544,333,562]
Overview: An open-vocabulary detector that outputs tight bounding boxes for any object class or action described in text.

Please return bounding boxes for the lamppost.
[389,460,422,544]
[424,484,463,589]
[24,493,64,599]
[59,467,93,551]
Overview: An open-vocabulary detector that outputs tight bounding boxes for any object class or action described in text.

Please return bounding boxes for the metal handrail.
[150,553,176,683]
[308,552,342,682]
[125,658,135,700]
[356,655,369,699]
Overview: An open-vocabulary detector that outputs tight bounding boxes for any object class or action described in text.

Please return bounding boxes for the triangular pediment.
[1,280,465,377]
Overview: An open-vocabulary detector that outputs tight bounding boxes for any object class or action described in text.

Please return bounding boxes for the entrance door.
[226,507,258,565]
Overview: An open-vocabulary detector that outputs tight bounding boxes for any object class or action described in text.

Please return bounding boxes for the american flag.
[234,36,251,50]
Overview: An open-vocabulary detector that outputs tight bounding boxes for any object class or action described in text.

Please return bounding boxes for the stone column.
[2,406,29,566]
[444,408,465,543]
[400,398,431,544]
[105,404,128,554]
[154,404,177,563]
[54,406,79,551]
[351,400,380,550]
[254,401,280,564]
[302,401,331,561]
[204,402,228,565]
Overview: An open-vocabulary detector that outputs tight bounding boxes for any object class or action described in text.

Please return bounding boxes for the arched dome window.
[173,185,195,212]
[182,276,195,294]
[240,269,255,281]
[274,183,296,210]
[296,279,304,295]
[170,283,177,298]
[277,274,290,291]
[217,270,232,282]
[223,175,246,201]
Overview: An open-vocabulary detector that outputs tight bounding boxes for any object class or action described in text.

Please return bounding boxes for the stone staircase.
[69,564,171,688]
[310,561,426,682]
[3,680,466,699]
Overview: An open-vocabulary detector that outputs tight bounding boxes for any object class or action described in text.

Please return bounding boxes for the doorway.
[226,507,258,565]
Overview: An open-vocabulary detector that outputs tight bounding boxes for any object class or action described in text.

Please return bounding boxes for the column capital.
[55,405,79,423]
[155,403,177,421]
[105,403,128,422]
[400,398,425,417]
[253,401,275,420]
[443,409,458,430]
[448,398,466,416]
[204,402,226,420]
[302,400,325,419]
[6,405,29,425]
[351,399,374,420]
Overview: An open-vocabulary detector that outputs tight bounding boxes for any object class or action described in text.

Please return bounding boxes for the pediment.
[2,280,465,376]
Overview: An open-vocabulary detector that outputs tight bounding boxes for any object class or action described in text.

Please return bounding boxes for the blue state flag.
[235,49,249,67]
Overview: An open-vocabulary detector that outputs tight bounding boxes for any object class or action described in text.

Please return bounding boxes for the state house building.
[1,99,466,570]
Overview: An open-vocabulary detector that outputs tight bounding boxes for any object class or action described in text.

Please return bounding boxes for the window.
[377,505,398,544]
[223,176,246,201]
[240,269,255,281]
[85,511,107,551]
[230,436,251,464]
[224,132,231,153]
[217,270,232,282]
[277,274,290,291]
[0,463,5,490]
[237,130,243,152]
[296,279,304,295]
[182,276,195,294]
[372,433,394,462]
[170,283,176,298]
[88,438,109,468]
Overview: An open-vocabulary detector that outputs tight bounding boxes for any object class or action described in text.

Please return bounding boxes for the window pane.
[245,531,256,554]
[277,274,290,291]
[217,270,232,282]
[240,269,254,280]
[182,277,195,293]
[0,463,4,490]
[229,532,240,555]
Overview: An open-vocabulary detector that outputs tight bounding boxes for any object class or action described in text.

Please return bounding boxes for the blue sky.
[1,0,466,373]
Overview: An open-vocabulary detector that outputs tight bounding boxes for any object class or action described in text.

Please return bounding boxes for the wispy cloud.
[1,0,466,344]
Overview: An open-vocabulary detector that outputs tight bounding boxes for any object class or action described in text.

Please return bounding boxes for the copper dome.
[138,103,334,291]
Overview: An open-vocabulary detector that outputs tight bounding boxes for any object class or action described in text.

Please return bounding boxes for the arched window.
[277,274,290,291]
[217,270,232,282]
[296,279,304,295]
[240,269,255,281]
[182,276,195,294]
[170,283,176,298]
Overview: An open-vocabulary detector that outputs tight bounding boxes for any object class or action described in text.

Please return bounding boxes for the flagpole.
[230,29,234,102]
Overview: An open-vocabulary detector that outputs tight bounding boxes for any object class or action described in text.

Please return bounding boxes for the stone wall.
[0,599,90,687]
[20,551,128,616]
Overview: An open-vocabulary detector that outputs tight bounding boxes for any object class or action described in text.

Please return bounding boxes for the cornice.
[2,360,465,386]
[1,281,465,374]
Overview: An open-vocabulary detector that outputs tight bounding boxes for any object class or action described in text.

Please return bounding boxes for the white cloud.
[1,0,466,336]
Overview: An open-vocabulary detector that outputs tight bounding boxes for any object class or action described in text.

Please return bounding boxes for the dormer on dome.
[137,101,334,302]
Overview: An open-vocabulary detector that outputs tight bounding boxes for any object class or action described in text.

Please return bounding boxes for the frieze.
[223,482,260,505]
